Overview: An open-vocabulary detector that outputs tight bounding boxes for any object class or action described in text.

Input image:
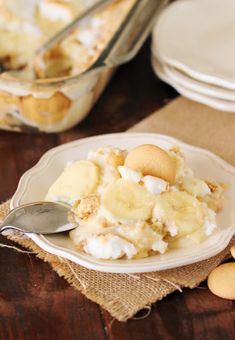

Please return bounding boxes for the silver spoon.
[0,202,74,235]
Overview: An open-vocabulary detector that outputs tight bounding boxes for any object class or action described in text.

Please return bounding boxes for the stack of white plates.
[151,0,235,111]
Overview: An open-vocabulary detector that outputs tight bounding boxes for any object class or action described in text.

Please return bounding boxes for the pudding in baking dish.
[45,144,225,260]
[0,0,88,70]
[0,0,136,131]
[0,0,136,75]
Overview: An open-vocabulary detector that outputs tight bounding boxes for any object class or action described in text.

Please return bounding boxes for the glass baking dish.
[0,0,167,133]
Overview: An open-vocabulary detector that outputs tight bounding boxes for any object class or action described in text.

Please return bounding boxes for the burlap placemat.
[1,97,235,322]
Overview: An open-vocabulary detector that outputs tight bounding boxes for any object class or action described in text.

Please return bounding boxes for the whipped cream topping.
[38,1,73,22]
[152,238,168,254]
[203,208,217,235]
[84,234,137,260]
[167,223,178,237]
[142,175,168,195]
[118,166,142,183]
[76,18,103,56]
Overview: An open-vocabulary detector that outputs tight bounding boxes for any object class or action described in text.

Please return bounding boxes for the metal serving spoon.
[0,202,74,235]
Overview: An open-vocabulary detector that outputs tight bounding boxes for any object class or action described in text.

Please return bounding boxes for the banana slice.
[153,191,206,237]
[180,177,210,197]
[46,160,100,204]
[168,229,206,249]
[102,179,155,221]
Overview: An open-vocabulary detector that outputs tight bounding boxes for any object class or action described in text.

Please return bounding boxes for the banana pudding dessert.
[0,0,96,71]
[45,144,225,260]
[35,0,136,78]
[0,0,136,74]
[0,0,136,131]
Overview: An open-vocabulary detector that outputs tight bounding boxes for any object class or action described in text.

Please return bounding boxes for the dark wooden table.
[0,41,234,340]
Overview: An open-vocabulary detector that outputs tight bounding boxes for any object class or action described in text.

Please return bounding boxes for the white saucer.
[152,0,235,90]
[152,57,235,112]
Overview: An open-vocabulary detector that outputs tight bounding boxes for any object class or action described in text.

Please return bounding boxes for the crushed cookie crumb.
[72,194,99,220]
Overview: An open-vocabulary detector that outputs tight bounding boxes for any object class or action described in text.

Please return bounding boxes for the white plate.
[152,57,235,112]
[152,0,235,90]
[164,63,235,102]
[11,133,235,273]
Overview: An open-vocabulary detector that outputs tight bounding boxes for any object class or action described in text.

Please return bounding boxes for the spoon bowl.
[0,202,74,235]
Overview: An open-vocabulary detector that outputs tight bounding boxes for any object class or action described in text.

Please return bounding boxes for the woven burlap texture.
[1,97,235,322]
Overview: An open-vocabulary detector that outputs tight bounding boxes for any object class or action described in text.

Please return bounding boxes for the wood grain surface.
[0,41,234,340]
